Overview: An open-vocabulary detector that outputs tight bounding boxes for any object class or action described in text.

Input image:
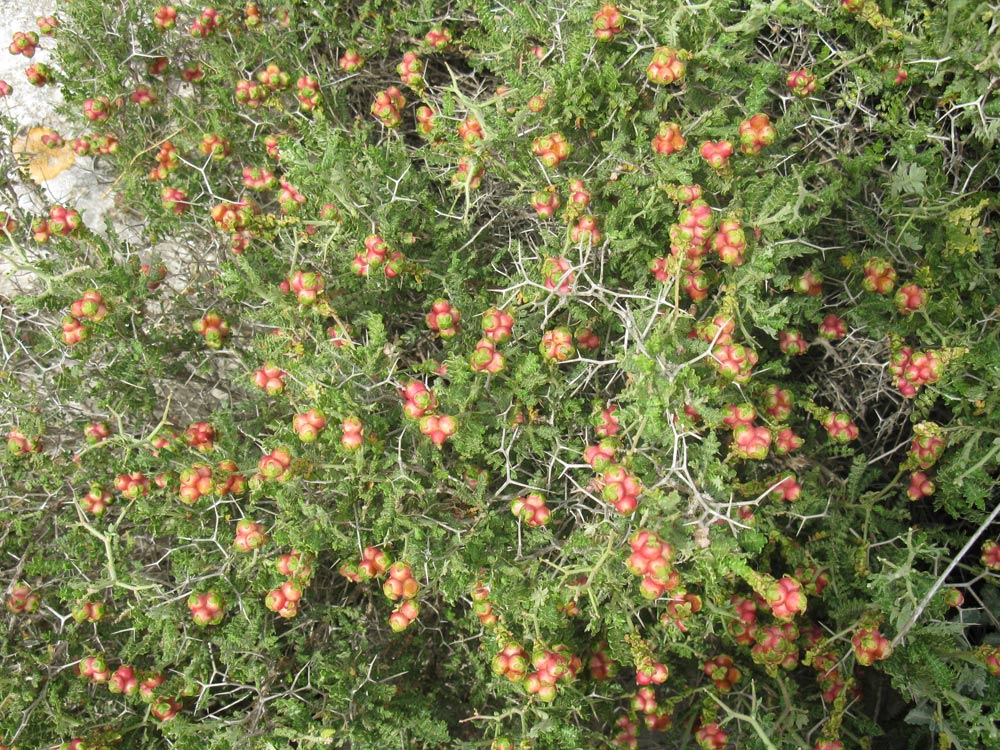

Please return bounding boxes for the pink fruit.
[646,47,685,85]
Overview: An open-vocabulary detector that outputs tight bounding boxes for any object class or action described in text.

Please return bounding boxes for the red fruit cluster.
[108,665,138,695]
[215,460,245,495]
[635,658,668,686]
[193,312,231,348]
[774,428,804,455]
[72,599,106,623]
[890,347,942,397]
[293,409,326,442]
[980,540,1000,571]
[531,186,560,217]
[189,8,220,38]
[36,15,58,35]
[383,562,420,600]
[699,140,734,168]
[398,380,434,420]
[295,75,321,110]
[234,519,267,552]
[452,156,485,189]
[570,215,601,244]
[158,187,188,215]
[415,104,436,135]
[9,31,40,57]
[33,205,82,242]
[593,4,623,41]
[178,464,212,504]
[340,416,364,449]
[278,178,306,213]
[658,593,700,634]
[153,5,177,31]
[187,591,225,625]
[646,47,686,85]
[587,641,618,681]
[601,464,642,514]
[712,219,747,265]
[695,722,728,750]
[80,484,113,514]
[0,80,11,97]
[575,326,600,351]
[511,492,551,527]
[793,269,823,296]
[819,314,847,339]
[115,471,150,499]
[779,327,808,355]
[130,86,156,106]
[59,315,84,344]
[338,545,389,583]
[471,582,498,627]
[787,68,817,97]
[339,48,364,72]
[731,424,770,460]
[852,627,892,666]
[752,622,800,669]
[25,62,53,86]
[252,363,287,395]
[6,582,40,614]
[258,447,292,481]
[242,166,276,190]
[372,87,406,127]
[761,386,792,420]
[424,27,452,51]
[8,428,41,456]
[862,257,897,293]
[426,298,461,337]
[542,256,574,294]
[894,282,927,314]
[457,116,484,147]
[285,269,324,305]
[584,438,616,470]
[728,595,759,645]
[352,234,394,276]
[822,411,859,443]
[492,642,530,681]
[482,307,514,343]
[149,141,179,180]
[982,645,1000,675]
[627,530,677,600]
[906,471,936,502]
[419,414,457,446]
[470,338,505,373]
[652,122,687,156]
[274,550,310,579]
[397,52,424,90]
[567,179,591,212]
[69,290,109,324]
[765,576,807,619]
[711,342,758,383]
[265,580,304,618]
[813,650,848,703]
[151,695,183,722]
[184,421,216,451]
[738,113,776,154]
[524,646,581,701]
[389,599,420,632]
[540,327,575,362]
[77,655,111,683]
[200,133,231,160]
[703,654,741,691]
[531,132,570,168]
[908,424,945,469]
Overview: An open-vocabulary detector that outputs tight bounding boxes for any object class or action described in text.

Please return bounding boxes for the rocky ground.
[1,0,144,296]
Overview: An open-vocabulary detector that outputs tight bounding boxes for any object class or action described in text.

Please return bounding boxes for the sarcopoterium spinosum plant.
[1,0,999,749]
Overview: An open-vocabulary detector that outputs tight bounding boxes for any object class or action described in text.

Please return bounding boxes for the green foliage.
[2,0,1000,749]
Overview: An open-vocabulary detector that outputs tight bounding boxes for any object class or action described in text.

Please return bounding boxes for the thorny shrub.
[2,1,1000,749]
